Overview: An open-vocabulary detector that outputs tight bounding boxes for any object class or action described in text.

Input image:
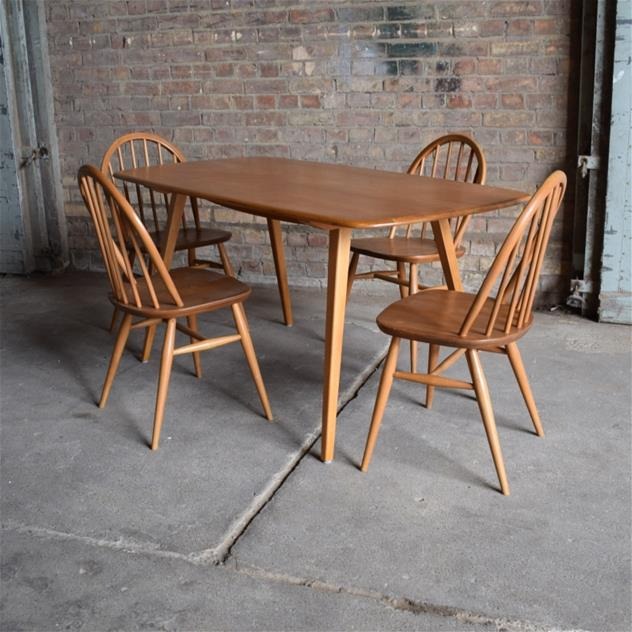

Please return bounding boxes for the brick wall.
[46,0,573,302]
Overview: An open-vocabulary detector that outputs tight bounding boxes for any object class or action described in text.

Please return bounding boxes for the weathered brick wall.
[46,0,573,302]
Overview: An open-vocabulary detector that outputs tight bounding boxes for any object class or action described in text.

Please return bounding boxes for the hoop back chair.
[347,134,487,371]
[360,171,567,496]
[102,132,234,356]
[101,132,233,273]
[78,165,272,450]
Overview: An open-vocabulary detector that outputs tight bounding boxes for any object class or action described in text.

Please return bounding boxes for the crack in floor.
[214,342,388,563]
[2,520,579,632]
[228,561,584,632]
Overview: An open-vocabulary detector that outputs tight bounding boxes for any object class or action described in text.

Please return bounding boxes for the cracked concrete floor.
[1,271,630,631]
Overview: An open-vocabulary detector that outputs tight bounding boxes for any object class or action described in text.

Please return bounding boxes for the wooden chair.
[78,165,272,450]
[347,134,487,372]
[102,132,234,343]
[101,132,233,272]
[360,171,567,496]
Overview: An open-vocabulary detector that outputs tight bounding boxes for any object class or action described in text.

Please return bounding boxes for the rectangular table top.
[116,157,530,229]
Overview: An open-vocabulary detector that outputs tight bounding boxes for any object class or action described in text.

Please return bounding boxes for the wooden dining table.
[116,157,529,462]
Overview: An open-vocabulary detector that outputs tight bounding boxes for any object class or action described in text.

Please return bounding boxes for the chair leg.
[505,342,544,437]
[151,319,176,450]
[466,349,510,496]
[408,263,418,372]
[231,302,273,421]
[217,242,234,277]
[100,313,133,408]
[187,314,203,379]
[397,263,408,298]
[346,252,360,300]
[361,337,401,472]
[141,324,157,363]
[425,343,440,409]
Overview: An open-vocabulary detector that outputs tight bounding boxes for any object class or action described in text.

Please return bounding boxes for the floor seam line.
[1,520,214,566]
[2,520,585,632]
[2,344,387,570]
[211,343,389,564]
[228,560,577,632]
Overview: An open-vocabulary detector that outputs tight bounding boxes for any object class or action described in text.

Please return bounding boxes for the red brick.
[478,59,503,74]
[528,131,554,145]
[491,41,540,56]
[501,94,525,109]
[490,1,543,17]
[289,8,334,24]
[231,96,254,110]
[534,18,561,35]
[300,95,321,109]
[255,95,276,109]
[245,112,286,126]
[215,63,235,77]
[479,20,506,37]
[506,19,534,36]
[259,62,279,78]
[279,95,299,109]
[447,94,472,108]
[160,80,201,95]
[483,111,535,127]
[244,79,288,94]
[453,59,477,75]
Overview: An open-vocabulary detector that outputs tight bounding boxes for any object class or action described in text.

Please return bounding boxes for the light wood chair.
[347,134,487,373]
[102,132,234,345]
[78,165,272,450]
[360,171,567,496]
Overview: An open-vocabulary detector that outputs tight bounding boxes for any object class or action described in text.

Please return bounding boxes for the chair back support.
[391,134,487,247]
[101,132,199,235]
[459,170,567,338]
[78,164,183,311]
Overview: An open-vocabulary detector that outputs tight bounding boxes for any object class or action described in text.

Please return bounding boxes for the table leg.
[162,193,186,267]
[431,218,463,291]
[142,193,186,363]
[321,228,352,462]
[267,219,294,326]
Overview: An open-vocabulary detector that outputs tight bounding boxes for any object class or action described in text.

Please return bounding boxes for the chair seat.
[114,268,250,318]
[350,237,465,263]
[150,227,232,251]
[377,289,532,349]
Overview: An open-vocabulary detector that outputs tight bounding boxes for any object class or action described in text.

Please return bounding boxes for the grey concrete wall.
[600,0,632,323]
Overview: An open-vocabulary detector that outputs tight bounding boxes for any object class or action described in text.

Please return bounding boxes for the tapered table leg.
[267,218,294,326]
[161,193,186,267]
[142,193,187,363]
[321,228,352,462]
[430,218,463,291]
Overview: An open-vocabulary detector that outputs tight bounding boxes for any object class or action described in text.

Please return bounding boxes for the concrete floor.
[1,271,630,632]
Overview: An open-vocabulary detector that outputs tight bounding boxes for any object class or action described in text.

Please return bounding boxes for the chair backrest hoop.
[459,170,567,338]
[100,132,190,234]
[78,164,184,311]
[407,133,487,185]
[390,133,487,244]
[100,131,186,174]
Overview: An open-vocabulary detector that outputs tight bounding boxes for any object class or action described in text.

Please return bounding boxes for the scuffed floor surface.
[1,272,630,631]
